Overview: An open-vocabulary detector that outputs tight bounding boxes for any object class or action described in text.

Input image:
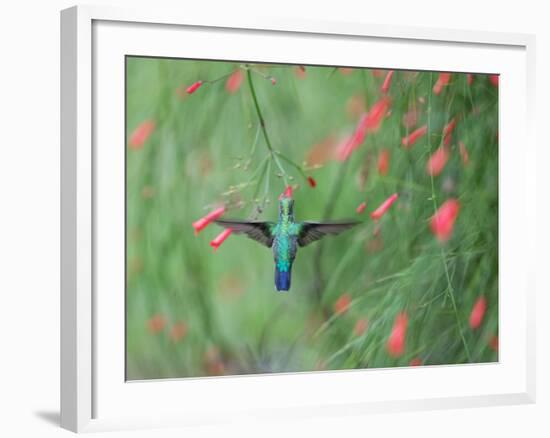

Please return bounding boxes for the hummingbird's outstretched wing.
[297,221,359,247]
[215,219,276,248]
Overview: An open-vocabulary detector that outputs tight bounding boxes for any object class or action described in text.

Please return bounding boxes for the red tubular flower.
[489,75,499,87]
[335,134,356,162]
[270,77,277,85]
[426,146,450,176]
[339,68,353,75]
[147,314,166,334]
[225,70,244,94]
[370,193,399,221]
[307,176,317,188]
[306,135,337,166]
[467,73,474,86]
[186,80,204,94]
[381,70,394,94]
[377,149,390,175]
[204,346,225,375]
[442,118,456,146]
[354,318,368,336]
[387,312,408,357]
[129,120,155,150]
[294,66,307,79]
[430,199,460,242]
[401,125,428,148]
[334,293,352,315]
[443,118,456,140]
[363,96,391,133]
[351,115,369,148]
[402,108,420,129]
[169,321,188,342]
[356,201,367,214]
[335,127,366,162]
[409,358,423,366]
[489,335,499,352]
[459,141,470,165]
[433,72,451,95]
[192,206,225,235]
[469,296,487,329]
[336,97,391,161]
[210,229,233,251]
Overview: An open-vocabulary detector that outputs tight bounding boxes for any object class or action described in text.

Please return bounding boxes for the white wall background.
[0,1,547,436]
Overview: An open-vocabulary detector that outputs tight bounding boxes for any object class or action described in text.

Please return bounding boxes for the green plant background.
[126,57,498,380]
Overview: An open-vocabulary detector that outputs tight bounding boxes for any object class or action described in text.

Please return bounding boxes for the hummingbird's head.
[278,197,294,218]
[278,186,294,218]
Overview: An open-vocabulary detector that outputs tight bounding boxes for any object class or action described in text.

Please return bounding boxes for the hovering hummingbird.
[215,187,359,292]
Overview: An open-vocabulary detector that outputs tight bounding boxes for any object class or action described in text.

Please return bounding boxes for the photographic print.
[125,57,498,380]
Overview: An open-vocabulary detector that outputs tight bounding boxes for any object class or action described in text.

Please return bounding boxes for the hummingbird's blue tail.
[274,267,291,291]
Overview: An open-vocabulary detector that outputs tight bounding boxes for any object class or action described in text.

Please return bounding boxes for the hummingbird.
[215,187,359,292]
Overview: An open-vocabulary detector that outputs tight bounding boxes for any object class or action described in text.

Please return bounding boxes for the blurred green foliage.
[126,57,498,380]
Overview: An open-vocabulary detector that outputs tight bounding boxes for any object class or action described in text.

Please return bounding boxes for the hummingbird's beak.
[279,185,293,200]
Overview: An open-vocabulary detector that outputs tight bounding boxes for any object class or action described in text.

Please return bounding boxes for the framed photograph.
[61,5,536,433]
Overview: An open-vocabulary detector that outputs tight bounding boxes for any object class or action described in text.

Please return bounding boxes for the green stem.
[246,69,289,187]
[276,151,308,179]
[427,72,472,362]
[245,155,269,187]
[251,159,269,212]
[310,159,351,314]
[246,125,262,165]
[247,66,276,83]
[206,70,235,85]
[262,159,272,208]
[247,69,271,151]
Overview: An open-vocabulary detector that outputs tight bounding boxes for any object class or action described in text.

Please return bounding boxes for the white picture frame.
[60,4,536,433]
